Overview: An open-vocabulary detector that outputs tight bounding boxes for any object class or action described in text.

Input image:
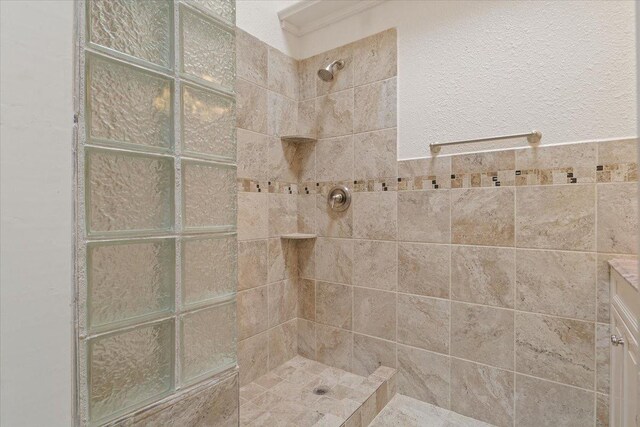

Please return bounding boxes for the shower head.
[318,60,345,82]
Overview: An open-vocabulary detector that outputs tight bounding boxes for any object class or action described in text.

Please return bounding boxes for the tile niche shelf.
[280,233,317,240]
[280,134,317,144]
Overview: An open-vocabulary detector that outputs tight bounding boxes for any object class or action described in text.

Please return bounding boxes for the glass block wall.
[75,1,236,425]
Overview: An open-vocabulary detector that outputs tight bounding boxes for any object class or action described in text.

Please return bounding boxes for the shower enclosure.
[74,1,238,425]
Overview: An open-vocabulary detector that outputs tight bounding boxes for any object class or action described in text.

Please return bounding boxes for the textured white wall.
[238,0,637,159]
[0,1,75,425]
[236,0,300,57]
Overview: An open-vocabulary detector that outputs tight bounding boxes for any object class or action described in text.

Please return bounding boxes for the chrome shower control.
[327,185,351,212]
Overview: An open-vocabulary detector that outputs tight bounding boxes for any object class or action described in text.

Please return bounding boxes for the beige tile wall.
[236,29,299,387]
[236,26,638,427]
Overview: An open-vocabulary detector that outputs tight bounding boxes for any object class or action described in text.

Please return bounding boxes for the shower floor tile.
[370,394,494,427]
[239,355,396,426]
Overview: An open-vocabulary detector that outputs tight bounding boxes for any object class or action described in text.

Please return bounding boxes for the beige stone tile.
[596,393,609,427]
[297,238,316,279]
[254,371,283,389]
[297,99,317,139]
[237,129,269,181]
[353,240,397,291]
[596,253,635,323]
[240,381,266,402]
[316,89,353,138]
[268,279,297,328]
[596,323,610,394]
[297,318,316,360]
[236,29,267,86]
[360,393,377,425]
[267,91,297,137]
[397,344,450,408]
[516,142,597,183]
[316,281,352,330]
[353,287,396,341]
[397,190,450,243]
[316,135,354,182]
[267,238,296,283]
[354,78,396,133]
[450,358,514,427]
[516,184,596,251]
[236,78,267,134]
[298,55,318,101]
[354,128,397,179]
[597,138,638,165]
[353,29,397,86]
[268,137,299,183]
[398,242,449,298]
[268,47,298,100]
[451,187,515,246]
[298,278,315,321]
[451,245,515,308]
[315,238,353,284]
[397,294,449,354]
[352,333,396,377]
[515,312,595,388]
[316,324,353,372]
[398,156,452,189]
[238,332,269,386]
[268,319,298,369]
[240,401,266,426]
[238,239,268,291]
[237,192,268,240]
[597,182,638,254]
[451,302,514,370]
[316,44,355,97]
[297,194,316,234]
[268,193,296,237]
[515,374,594,427]
[353,192,397,240]
[453,150,515,174]
[296,141,316,182]
[238,286,268,340]
[316,193,353,238]
[516,249,596,320]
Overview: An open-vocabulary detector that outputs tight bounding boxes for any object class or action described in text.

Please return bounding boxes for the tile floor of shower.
[239,355,491,427]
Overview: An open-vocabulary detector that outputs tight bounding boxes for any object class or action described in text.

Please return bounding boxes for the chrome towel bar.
[430,130,542,153]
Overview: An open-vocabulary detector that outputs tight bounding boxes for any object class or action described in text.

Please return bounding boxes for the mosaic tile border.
[238,162,637,193]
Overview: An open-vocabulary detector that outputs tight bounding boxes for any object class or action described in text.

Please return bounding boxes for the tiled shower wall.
[236,28,300,386]
[236,27,638,427]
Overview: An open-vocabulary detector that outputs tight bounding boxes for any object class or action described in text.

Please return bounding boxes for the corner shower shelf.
[280,135,317,144]
[280,233,317,240]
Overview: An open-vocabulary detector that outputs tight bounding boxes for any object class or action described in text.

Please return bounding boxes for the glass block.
[87,0,172,68]
[187,0,235,25]
[86,148,174,236]
[181,83,236,160]
[87,238,175,331]
[180,302,236,384]
[182,235,236,307]
[87,53,172,151]
[182,160,236,232]
[180,5,235,91]
[88,320,174,423]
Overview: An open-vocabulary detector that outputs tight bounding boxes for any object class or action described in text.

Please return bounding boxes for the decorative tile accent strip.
[596,163,638,183]
[397,176,441,191]
[236,179,299,194]
[515,167,592,186]
[237,178,267,193]
[450,171,515,188]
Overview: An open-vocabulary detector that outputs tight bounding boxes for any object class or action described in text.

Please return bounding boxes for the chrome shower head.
[318,60,345,82]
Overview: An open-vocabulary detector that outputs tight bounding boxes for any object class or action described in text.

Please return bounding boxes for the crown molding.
[278,0,386,37]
